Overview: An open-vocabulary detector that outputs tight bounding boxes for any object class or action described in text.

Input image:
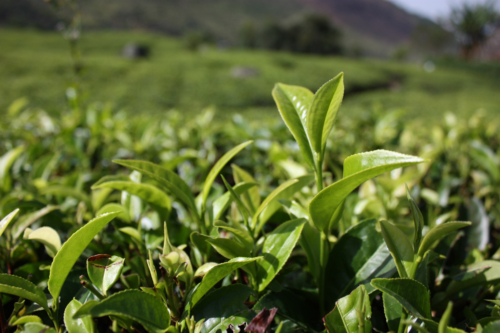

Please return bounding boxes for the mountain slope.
[1,0,425,55]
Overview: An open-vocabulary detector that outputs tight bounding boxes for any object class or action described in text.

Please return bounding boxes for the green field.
[1,28,500,120]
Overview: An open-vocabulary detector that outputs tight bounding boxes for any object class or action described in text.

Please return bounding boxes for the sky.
[387,0,500,20]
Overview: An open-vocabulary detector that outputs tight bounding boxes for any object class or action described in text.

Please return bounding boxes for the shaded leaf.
[371,278,431,319]
[245,308,278,333]
[0,273,49,312]
[192,284,254,320]
[0,208,19,238]
[418,222,471,257]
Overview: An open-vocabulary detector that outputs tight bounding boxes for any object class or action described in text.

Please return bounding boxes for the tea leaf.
[383,292,402,332]
[371,278,431,319]
[232,164,260,213]
[92,178,171,211]
[0,146,24,192]
[191,284,254,320]
[256,219,306,292]
[324,284,372,333]
[418,222,471,257]
[213,182,257,221]
[73,289,170,333]
[380,220,414,278]
[87,255,124,295]
[306,73,344,159]
[324,219,395,311]
[24,226,61,258]
[113,160,196,216]
[189,257,261,308]
[0,208,19,238]
[0,274,49,312]
[310,150,424,231]
[64,299,95,333]
[201,141,252,209]
[272,83,315,169]
[48,212,120,302]
[12,205,60,240]
[407,185,424,251]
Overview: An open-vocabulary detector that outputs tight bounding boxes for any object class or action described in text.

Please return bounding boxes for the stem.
[398,310,408,333]
[315,158,324,193]
[319,231,329,316]
[79,276,105,300]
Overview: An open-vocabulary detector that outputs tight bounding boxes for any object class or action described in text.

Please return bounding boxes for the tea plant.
[0,74,499,333]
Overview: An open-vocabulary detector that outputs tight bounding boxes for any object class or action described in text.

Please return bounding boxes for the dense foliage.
[1,74,500,333]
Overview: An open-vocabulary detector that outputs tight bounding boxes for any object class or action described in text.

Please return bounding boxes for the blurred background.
[0,0,499,120]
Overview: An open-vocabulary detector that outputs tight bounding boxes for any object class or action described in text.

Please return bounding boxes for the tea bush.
[1,74,500,333]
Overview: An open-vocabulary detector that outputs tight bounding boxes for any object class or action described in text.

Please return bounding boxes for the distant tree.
[258,14,342,55]
[411,21,456,57]
[240,20,257,48]
[451,1,499,59]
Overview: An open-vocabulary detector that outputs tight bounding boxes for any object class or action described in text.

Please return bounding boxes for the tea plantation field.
[1,28,500,121]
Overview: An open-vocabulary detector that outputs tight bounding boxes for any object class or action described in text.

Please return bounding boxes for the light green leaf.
[119,227,142,243]
[371,278,431,319]
[256,219,306,292]
[439,302,453,333]
[73,290,170,333]
[232,164,260,213]
[444,260,500,297]
[21,323,57,333]
[418,222,471,257]
[12,205,60,240]
[213,182,257,221]
[483,321,500,333]
[324,284,372,333]
[206,237,251,259]
[24,226,61,258]
[96,203,130,222]
[87,254,125,295]
[189,257,261,308]
[92,178,171,211]
[310,150,424,231]
[0,208,19,238]
[113,160,196,215]
[407,185,424,251]
[214,220,253,252]
[306,73,344,158]
[9,315,42,326]
[201,141,252,209]
[380,220,414,278]
[0,274,49,312]
[48,212,120,302]
[272,83,315,169]
[252,179,299,232]
[64,299,95,333]
[0,146,24,192]
[39,185,91,207]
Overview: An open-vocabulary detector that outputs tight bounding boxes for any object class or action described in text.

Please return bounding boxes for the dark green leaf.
[324,219,395,311]
[383,292,401,332]
[0,274,49,312]
[371,278,431,319]
[191,284,254,320]
[407,185,424,251]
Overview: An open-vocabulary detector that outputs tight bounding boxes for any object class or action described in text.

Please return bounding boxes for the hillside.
[1,0,427,56]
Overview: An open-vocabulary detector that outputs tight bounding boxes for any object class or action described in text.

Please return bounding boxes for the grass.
[1,28,500,121]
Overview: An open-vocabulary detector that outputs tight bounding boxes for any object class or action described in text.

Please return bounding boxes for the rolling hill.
[1,0,428,56]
